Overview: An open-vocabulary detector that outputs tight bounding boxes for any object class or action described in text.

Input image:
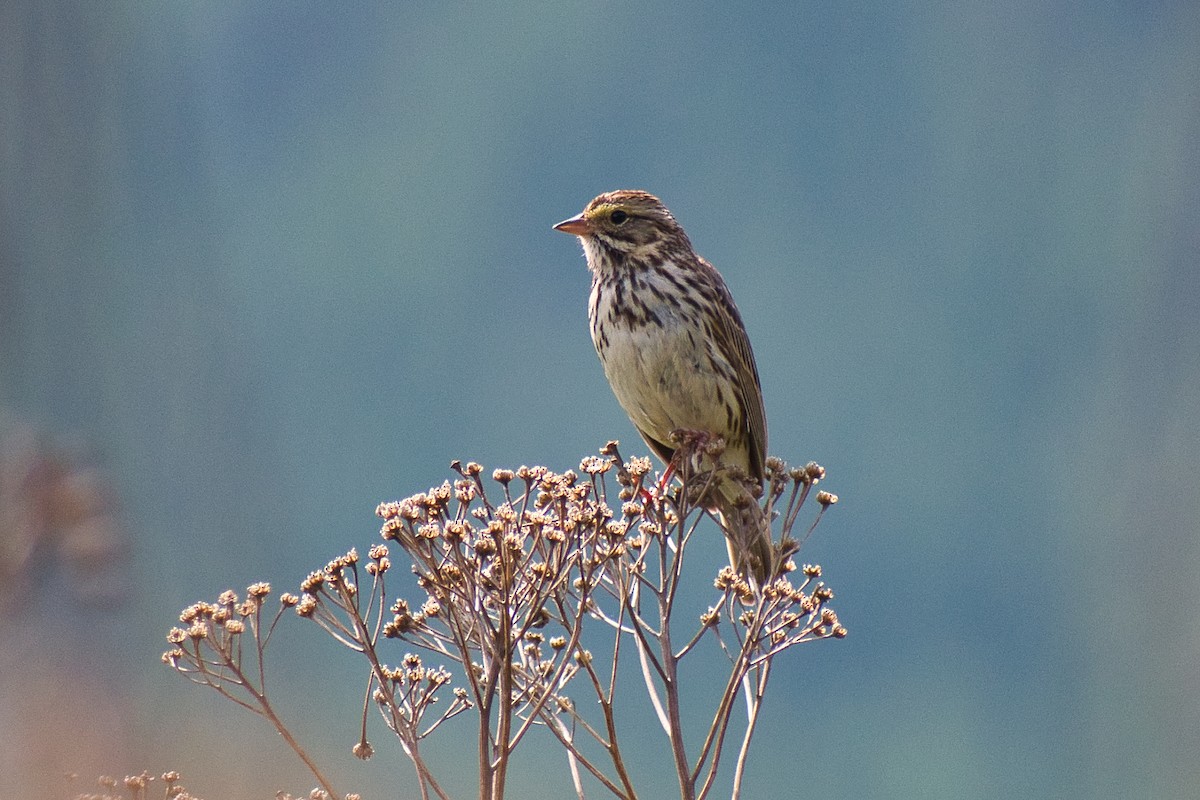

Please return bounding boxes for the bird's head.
[554,190,689,263]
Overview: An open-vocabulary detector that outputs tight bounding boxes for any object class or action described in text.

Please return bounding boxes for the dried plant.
[161,583,347,799]
[163,440,844,800]
[67,770,203,800]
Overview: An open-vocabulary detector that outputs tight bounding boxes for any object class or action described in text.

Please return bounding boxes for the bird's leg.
[640,429,713,504]
[665,428,714,488]
[638,472,673,505]
[636,460,676,507]
[656,461,677,493]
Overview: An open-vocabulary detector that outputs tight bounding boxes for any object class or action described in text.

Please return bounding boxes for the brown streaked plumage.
[554,190,773,583]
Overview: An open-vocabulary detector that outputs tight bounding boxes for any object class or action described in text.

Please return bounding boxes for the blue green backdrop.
[2,2,1198,798]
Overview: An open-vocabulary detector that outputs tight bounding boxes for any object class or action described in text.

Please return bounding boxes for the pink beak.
[553,212,591,236]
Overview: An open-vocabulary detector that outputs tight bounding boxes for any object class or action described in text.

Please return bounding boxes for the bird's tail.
[714,480,775,588]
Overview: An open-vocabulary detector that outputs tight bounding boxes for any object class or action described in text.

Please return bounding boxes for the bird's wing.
[701,257,768,482]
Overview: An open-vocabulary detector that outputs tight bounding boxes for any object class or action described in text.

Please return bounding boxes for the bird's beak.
[553,212,591,237]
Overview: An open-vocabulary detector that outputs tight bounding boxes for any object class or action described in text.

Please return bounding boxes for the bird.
[553,190,773,584]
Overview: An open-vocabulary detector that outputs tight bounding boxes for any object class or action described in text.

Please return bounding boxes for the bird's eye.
[610,209,628,225]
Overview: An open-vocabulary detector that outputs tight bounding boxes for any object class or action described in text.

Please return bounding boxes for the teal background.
[2,2,1198,798]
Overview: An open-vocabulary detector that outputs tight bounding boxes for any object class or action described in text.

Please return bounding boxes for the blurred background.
[2,2,1198,798]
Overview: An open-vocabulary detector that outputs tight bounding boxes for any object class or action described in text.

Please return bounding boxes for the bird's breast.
[588,278,737,447]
